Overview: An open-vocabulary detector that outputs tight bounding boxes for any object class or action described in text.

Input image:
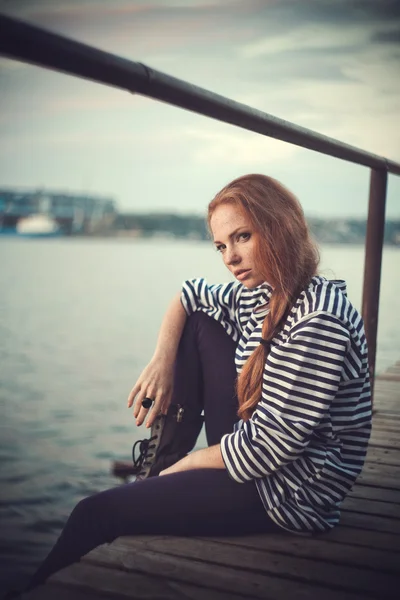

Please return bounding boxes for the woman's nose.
[225,246,241,265]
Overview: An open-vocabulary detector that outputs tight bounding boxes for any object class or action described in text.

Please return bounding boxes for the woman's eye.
[238,232,250,242]
[216,244,225,253]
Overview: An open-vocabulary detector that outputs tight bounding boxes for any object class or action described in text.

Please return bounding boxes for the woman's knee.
[66,489,125,544]
[186,310,211,328]
[188,310,225,327]
[187,311,234,345]
[68,495,96,526]
[69,491,111,527]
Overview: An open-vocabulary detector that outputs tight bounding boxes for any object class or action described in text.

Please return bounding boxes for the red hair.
[208,174,319,421]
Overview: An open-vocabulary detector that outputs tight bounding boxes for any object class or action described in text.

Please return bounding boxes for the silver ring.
[142,397,154,409]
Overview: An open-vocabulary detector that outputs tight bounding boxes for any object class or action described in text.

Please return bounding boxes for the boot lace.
[132,436,157,476]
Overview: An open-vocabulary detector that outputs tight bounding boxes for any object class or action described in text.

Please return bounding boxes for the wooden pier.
[25,363,400,600]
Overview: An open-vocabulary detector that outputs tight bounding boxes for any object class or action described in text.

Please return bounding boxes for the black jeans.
[28,312,279,589]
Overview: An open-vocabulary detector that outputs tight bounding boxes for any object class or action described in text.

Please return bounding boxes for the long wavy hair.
[208,174,320,421]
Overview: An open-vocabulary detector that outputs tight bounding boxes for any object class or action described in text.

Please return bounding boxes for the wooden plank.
[374,407,400,416]
[82,541,387,600]
[373,395,400,406]
[357,474,400,489]
[50,562,246,600]
[374,396,400,404]
[371,419,400,432]
[140,537,400,600]
[339,511,400,533]
[373,413,400,421]
[372,417,400,428]
[374,394,400,403]
[373,411,400,422]
[369,433,400,450]
[370,432,400,446]
[357,462,400,489]
[23,583,117,600]
[377,363,400,374]
[375,378,400,390]
[374,384,400,399]
[319,526,400,552]
[349,484,400,503]
[375,375,400,385]
[379,366,400,376]
[378,367,400,375]
[374,391,400,400]
[366,446,400,466]
[371,428,400,437]
[374,391,400,401]
[373,411,400,419]
[370,425,400,436]
[372,401,400,414]
[373,411,400,423]
[86,527,400,554]
[377,374,400,382]
[372,415,400,425]
[342,497,400,518]
[375,405,400,413]
[360,461,400,480]
[197,533,400,572]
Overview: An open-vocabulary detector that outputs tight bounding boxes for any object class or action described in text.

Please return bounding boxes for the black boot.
[111,403,204,480]
[137,403,204,479]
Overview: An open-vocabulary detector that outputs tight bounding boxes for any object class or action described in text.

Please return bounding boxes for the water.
[0,237,399,591]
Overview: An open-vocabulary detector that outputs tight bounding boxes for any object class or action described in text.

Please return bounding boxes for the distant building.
[0,188,117,235]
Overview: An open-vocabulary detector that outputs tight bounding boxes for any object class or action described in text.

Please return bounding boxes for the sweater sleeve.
[181,277,243,341]
[220,312,351,483]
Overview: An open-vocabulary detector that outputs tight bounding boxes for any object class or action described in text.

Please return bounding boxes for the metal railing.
[1,13,399,396]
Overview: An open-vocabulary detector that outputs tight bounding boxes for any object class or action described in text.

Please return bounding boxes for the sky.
[0,0,399,218]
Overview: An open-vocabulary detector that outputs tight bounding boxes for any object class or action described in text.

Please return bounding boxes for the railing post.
[362,168,388,402]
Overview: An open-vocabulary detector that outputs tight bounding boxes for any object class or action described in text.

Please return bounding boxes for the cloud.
[289,0,400,27]
[185,126,299,165]
[239,24,370,59]
[372,29,400,44]
[0,58,26,71]
[42,91,147,114]
[0,117,183,151]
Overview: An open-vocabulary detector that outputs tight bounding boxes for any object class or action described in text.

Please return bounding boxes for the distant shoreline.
[1,231,399,247]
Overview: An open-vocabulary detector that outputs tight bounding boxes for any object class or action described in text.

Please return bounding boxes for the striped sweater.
[181,276,372,534]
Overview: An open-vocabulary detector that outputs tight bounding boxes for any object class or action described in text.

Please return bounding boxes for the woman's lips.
[235,269,251,281]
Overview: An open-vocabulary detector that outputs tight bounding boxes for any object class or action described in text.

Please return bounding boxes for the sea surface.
[0,237,399,592]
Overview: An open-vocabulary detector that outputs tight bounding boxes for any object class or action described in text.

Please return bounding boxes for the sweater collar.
[309,275,348,296]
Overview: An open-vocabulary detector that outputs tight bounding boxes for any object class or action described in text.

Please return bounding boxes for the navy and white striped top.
[181,276,371,534]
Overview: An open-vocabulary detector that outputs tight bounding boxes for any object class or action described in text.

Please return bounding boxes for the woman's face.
[210,203,265,288]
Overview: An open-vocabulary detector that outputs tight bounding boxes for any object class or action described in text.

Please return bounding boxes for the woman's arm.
[221,313,352,482]
[159,444,225,476]
[127,292,187,428]
[152,292,187,367]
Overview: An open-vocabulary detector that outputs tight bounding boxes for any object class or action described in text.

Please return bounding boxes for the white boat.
[16,214,61,237]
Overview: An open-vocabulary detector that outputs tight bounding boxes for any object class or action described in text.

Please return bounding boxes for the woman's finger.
[160,389,172,416]
[135,387,157,425]
[127,382,141,408]
[145,390,164,428]
[132,386,146,418]
[133,388,148,421]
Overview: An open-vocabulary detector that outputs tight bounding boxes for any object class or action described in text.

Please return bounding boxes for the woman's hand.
[127,358,174,428]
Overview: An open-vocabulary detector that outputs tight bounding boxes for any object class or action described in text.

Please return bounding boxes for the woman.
[25,173,371,591]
